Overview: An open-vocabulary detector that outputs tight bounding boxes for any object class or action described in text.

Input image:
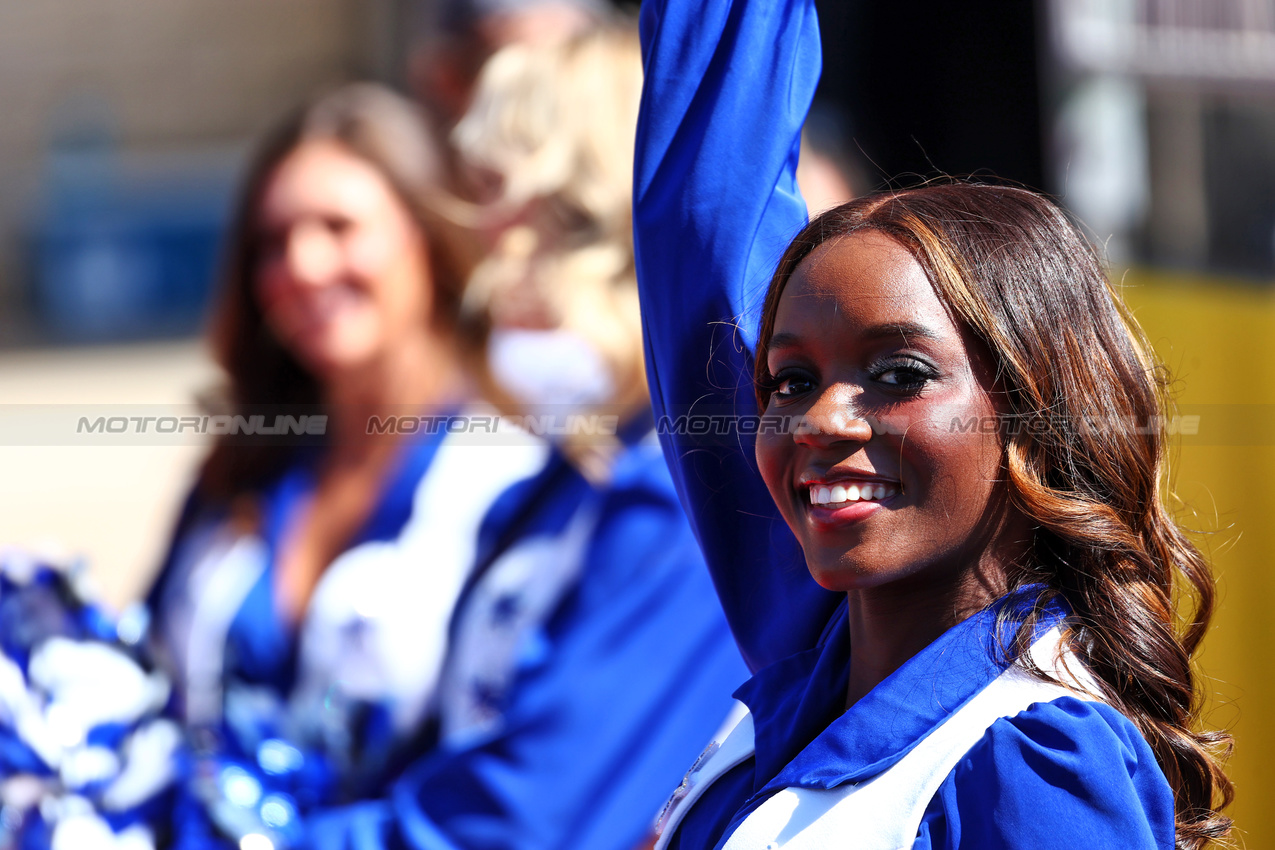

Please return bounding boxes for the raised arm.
[633,0,839,671]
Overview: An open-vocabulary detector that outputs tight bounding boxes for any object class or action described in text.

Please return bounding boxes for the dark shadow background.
[814,0,1044,192]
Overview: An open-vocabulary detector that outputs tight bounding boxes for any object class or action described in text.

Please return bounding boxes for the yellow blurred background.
[1124,270,1275,849]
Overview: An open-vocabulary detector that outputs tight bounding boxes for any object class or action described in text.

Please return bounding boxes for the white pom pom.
[101,720,181,812]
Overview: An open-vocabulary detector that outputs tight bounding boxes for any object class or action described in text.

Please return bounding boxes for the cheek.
[905,381,1005,479]
[345,229,400,285]
[903,421,1006,517]
[356,229,430,312]
[754,428,795,513]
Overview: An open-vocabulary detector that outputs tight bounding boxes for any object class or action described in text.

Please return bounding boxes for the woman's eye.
[772,373,815,400]
[323,215,355,236]
[873,360,936,391]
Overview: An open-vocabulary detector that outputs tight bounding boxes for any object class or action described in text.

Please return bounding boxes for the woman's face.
[254,141,432,379]
[756,231,1021,595]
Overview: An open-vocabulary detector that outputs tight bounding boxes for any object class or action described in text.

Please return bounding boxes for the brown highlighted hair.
[200,83,475,502]
[755,183,1231,849]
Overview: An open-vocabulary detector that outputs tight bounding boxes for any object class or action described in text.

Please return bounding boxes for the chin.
[804,546,919,594]
[292,334,378,379]
[805,559,874,593]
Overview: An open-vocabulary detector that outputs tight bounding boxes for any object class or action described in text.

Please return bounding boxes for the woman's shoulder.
[568,433,710,596]
[592,433,703,551]
[607,433,681,498]
[917,695,1176,849]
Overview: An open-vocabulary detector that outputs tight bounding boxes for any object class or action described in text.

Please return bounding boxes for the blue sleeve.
[633,0,841,672]
[915,698,1176,849]
[301,447,749,850]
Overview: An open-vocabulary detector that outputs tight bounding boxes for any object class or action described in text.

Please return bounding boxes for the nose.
[791,384,873,450]
[283,222,340,286]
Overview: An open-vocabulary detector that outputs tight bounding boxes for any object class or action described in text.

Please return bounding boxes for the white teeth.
[807,483,898,506]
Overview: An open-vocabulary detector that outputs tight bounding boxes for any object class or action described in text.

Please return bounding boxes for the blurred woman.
[151,44,744,850]
[301,26,748,850]
[453,23,651,468]
[150,84,546,845]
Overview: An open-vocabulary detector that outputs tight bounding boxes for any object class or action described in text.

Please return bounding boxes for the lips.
[806,480,898,506]
[795,478,897,535]
[799,467,901,505]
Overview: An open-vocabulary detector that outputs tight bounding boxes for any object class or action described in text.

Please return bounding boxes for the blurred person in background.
[300,23,748,850]
[451,22,651,467]
[148,25,745,850]
[411,0,607,127]
[795,104,862,217]
[148,82,531,847]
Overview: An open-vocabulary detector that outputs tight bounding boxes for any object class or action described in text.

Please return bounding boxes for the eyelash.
[868,357,939,392]
[766,357,938,403]
[770,370,815,401]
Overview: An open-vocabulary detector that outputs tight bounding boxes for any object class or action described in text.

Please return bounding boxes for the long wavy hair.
[200,83,475,502]
[754,183,1232,849]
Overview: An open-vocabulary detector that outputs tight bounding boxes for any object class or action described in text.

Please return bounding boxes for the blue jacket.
[153,423,748,850]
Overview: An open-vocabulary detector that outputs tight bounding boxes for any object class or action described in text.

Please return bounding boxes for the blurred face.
[254,141,432,379]
[756,232,1019,595]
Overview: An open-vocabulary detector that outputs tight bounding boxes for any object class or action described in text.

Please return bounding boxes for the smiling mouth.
[806,482,898,507]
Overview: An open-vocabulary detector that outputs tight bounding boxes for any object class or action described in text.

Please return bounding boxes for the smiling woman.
[756,232,1020,600]
[252,141,438,380]
[634,1,1232,848]
[199,84,473,503]
[145,63,746,850]
[754,230,1028,707]
[146,85,499,842]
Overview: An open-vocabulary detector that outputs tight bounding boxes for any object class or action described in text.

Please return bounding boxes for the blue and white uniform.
[632,1,1176,847]
[651,597,1174,850]
[152,414,748,850]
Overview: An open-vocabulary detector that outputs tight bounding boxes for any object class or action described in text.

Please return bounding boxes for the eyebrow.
[767,321,943,351]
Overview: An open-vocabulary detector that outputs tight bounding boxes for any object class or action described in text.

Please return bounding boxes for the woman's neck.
[842,517,1028,709]
[842,574,992,709]
[270,330,466,626]
[322,329,465,453]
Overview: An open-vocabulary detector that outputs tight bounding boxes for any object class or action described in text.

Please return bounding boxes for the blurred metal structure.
[1044,0,1275,275]
[1050,0,1275,88]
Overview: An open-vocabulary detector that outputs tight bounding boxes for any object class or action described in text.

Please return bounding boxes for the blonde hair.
[453,25,648,453]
